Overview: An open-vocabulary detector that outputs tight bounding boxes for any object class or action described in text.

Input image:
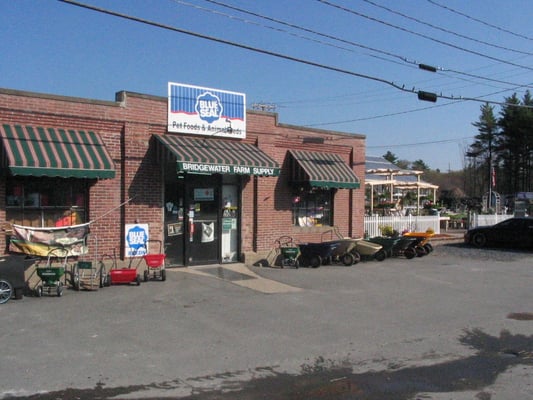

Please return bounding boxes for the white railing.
[364,215,441,238]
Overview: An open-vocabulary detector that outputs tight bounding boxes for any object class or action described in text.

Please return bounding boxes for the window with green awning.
[0,124,115,179]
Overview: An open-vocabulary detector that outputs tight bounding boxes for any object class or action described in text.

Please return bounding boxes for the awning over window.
[154,134,280,177]
[289,149,360,189]
[0,124,115,179]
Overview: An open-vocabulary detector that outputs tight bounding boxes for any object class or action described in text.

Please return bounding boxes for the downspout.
[349,149,354,238]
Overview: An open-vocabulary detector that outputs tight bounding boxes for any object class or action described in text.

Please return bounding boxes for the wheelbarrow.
[367,236,417,259]
[0,254,39,302]
[323,239,360,266]
[402,232,435,257]
[298,241,340,268]
[275,236,300,268]
[351,239,386,261]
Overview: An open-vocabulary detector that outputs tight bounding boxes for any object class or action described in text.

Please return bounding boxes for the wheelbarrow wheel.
[415,246,427,257]
[135,274,141,286]
[341,253,355,266]
[99,265,107,288]
[57,282,63,297]
[351,251,361,265]
[143,270,149,282]
[424,243,433,253]
[374,249,387,262]
[36,285,43,298]
[161,269,167,281]
[309,255,321,268]
[72,266,80,291]
[0,279,13,304]
[404,247,416,259]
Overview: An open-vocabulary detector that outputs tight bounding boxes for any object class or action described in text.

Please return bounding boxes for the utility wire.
[193,0,532,89]
[368,136,474,149]
[57,0,410,92]
[191,0,407,63]
[58,0,533,109]
[426,0,533,42]
[307,82,533,127]
[362,0,533,57]
[317,0,533,72]
[306,101,460,126]
[171,0,358,55]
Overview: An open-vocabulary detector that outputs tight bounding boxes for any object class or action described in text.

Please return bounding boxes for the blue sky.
[1,0,532,171]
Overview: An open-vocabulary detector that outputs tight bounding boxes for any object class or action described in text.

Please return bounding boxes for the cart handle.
[275,235,295,248]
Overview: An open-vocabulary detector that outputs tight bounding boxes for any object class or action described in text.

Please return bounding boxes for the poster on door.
[125,223,149,257]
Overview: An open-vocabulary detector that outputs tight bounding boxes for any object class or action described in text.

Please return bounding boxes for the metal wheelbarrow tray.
[298,242,340,268]
[367,236,417,259]
[322,239,360,266]
[351,239,386,261]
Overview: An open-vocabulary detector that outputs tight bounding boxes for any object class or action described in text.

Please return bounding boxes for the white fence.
[469,213,513,228]
[362,213,513,238]
[364,215,441,238]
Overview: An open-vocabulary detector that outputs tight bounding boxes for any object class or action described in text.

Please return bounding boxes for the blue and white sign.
[125,223,149,257]
[168,82,246,139]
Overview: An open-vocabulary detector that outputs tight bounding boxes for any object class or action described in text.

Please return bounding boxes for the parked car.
[464,217,533,248]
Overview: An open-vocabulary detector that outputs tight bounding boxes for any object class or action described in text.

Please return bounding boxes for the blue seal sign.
[126,224,148,256]
[195,92,223,124]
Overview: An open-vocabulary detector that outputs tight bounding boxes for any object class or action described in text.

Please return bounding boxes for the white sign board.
[168,82,246,139]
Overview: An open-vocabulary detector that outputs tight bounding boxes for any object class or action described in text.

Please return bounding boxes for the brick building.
[0,86,366,267]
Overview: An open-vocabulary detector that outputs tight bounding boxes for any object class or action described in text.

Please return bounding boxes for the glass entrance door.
[221,184,238,263]
[164,181,185,266]
[186,176,220,265]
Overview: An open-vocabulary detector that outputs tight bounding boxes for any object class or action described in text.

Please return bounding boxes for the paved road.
[1,242,532,399]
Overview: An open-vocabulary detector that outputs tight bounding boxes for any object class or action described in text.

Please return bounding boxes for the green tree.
[383,151,398,164]
[412,159,429,171]
[467,103,499,199]
[497,91,533,193]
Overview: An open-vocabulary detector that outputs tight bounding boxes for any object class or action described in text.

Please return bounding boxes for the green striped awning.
[0,124,115,179]
[154,134,280,177]
[289,149,360,189]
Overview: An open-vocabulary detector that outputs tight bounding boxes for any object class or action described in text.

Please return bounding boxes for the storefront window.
[292,189,332,227]
[5,178,88,227]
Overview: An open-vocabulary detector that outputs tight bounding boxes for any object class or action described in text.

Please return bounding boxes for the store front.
[155,134,279,266]
[0,123,115,228]
[0,86,366,267]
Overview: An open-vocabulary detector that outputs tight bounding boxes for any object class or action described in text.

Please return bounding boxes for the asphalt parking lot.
[1,240,532,399]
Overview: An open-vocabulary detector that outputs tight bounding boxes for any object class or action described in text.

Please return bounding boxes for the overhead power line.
[362,0,533,57]
[317,0,533,72]
[368,136,474,149]
[426,0,533,42]
[191,0,532,89]
[58,0,533,109]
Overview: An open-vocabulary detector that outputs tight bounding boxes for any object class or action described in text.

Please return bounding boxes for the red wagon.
[143,240,166,282]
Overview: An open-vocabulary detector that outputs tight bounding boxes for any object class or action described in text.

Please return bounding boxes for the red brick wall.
[0,88,366,261]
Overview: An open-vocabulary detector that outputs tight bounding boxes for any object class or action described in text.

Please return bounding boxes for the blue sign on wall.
[125,223,149,257]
